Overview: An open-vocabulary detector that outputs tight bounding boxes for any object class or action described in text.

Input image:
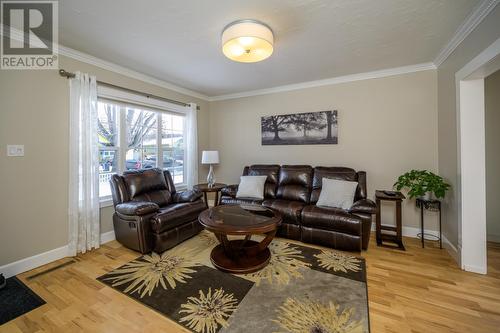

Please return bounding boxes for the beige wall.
[0,55,209,266]
[486,69,500,242]
[209,70,439,230]
[4,9,497,267]
[437,6,500,248]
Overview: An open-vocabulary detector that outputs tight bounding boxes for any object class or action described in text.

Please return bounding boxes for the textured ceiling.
[59,0,479,96]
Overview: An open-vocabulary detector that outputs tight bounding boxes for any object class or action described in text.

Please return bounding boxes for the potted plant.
[393,170,450,200]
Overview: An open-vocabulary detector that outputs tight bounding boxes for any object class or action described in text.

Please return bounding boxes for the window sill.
[176,184,188,191]
[100,198,114,208]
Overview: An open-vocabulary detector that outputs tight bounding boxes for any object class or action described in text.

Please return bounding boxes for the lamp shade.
[222,19,274,63]
[201,150,219,164]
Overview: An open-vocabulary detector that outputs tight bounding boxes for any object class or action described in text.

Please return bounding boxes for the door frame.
[456,37,500,274]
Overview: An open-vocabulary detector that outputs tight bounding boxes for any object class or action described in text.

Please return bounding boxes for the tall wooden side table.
[375,190,406,250]
[193,183,226,207]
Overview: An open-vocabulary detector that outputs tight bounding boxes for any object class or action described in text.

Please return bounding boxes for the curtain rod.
[58,69,200,110]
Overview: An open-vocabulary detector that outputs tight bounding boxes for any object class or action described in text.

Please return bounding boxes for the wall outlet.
[7,145,24,157]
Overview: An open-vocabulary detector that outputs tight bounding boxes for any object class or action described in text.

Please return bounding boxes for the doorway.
[485,69,500,276]
[457,38,500,274]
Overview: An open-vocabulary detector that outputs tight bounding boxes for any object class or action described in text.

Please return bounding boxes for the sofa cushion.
[123,168,167,197]
[301,226,361,251]
[262,199,305,225]
[123,168,172,206]
[276,165,313,203]
[132,190,172,207]
[301,205,361,236]
[173,190,203,203]
[311,167,358,204]
[245,165,280,199]
[151,200,206,233]
[115,201,159,216]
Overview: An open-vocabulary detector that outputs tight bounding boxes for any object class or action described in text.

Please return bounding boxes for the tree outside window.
[97,101,186,199]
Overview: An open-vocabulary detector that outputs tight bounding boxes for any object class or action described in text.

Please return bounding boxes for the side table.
[193,183,226,207]
[375,190,406,250]
[416,198,442,249]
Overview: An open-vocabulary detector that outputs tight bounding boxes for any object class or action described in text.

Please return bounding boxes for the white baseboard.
[0,245,70,279]
[487,233,500,243]
[401,226,439,238]
[372,224,462,265]
[370,224,439,238]
[442,234,460,264]
[0,231,116,278]
[463,264,487,274]
[100,230,116,244]
[0,225,462,278]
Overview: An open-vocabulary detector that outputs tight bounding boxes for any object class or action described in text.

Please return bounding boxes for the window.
[125,108,158,171]
[97,100,187,200]
[161,113,185,184]
[98,102,119,198]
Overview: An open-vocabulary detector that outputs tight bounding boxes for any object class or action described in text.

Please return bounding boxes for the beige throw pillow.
[316,178,358,210]
[236,175,268,200]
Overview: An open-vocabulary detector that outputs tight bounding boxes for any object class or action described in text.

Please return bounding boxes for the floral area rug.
[97,231,370,333]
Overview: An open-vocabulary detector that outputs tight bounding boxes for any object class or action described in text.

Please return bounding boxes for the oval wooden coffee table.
[198,204,282,274]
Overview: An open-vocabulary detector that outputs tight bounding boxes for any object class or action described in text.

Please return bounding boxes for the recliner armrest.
[221,184,238,198]
[349,199,377,214]
[115,201,159,216]
[173,190,202,203]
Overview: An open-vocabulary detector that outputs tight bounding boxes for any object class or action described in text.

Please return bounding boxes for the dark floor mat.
[0,276,45,325]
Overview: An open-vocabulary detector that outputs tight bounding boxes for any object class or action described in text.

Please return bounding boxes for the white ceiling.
[59,0,480,97]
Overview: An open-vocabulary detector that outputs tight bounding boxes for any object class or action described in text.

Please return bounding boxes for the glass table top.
[204,204,279,227]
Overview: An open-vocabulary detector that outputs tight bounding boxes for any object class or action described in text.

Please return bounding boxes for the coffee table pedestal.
[198,205,281,274]
[210,231,275,274]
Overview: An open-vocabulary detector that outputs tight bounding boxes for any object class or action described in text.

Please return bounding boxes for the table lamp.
[201,150,219,187]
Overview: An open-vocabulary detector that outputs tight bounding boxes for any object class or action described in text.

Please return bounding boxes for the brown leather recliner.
[110,168,205,253]
[220,165,376,251]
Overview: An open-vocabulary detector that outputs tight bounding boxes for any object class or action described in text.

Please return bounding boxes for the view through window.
[98,100,185,198]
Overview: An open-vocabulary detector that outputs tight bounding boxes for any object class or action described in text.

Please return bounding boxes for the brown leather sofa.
[220,165,376,251]
[110,168,205,253]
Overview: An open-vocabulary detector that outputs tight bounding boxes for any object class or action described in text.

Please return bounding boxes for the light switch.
[7,145,24,157]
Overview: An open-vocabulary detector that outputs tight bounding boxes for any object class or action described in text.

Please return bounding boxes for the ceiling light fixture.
[221,19,274,63]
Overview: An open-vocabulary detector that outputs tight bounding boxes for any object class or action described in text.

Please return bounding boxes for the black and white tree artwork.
[261,110,338,145]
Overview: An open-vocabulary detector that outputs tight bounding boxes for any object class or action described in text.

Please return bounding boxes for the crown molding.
[1,24,209,101]
[57,46,210,100]
[434,0,499,67]
[208,62,436,101]
[5,0,496,104]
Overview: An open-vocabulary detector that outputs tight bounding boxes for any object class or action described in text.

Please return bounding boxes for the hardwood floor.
[2,235,500,333]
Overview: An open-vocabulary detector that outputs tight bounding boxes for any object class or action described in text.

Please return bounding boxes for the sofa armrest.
[116,201,159,216]
[173,190,203,203]
[221,184,238,198]
[349,199,377,215]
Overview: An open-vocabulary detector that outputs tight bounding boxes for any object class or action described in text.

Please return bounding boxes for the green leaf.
[394,170,450,199]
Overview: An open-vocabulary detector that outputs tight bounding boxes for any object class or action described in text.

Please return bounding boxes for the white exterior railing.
[99,172,114,184]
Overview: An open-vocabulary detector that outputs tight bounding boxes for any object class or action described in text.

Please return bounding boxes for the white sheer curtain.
[68,72,100,256]
[185,103,198,189]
